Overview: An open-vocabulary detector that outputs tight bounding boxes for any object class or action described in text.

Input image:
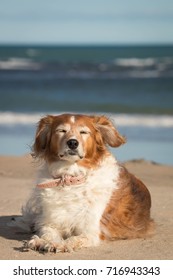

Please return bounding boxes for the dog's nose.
[67,139,79,150]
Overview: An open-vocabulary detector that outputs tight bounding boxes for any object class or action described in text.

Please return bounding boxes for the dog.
[12,113,154,253]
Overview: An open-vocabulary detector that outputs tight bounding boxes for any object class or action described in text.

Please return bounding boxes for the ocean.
[0,45,173,165]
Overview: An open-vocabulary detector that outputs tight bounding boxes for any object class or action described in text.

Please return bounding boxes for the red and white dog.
[14,114,154,252]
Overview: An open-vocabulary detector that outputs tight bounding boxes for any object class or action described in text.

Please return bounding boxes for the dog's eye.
[57,129,67,133]
[80,131,88,135]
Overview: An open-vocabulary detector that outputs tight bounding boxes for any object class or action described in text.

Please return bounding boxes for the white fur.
[70,116,75,123]
[16,154,120,252]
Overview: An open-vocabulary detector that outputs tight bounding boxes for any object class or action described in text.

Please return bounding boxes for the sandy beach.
[0,154,173,260]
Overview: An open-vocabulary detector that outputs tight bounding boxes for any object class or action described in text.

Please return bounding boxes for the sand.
[0,155,173,260]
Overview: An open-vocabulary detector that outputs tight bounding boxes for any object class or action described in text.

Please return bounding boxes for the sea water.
[0,45,173,165]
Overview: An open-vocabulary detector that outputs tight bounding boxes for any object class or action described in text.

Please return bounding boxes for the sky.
[0,0,173,45]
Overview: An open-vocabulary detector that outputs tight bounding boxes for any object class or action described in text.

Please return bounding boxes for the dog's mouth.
[68,150,78,156]
[59,150,84,160]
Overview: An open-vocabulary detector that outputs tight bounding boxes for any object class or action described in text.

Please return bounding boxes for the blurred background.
[0,0,173,164]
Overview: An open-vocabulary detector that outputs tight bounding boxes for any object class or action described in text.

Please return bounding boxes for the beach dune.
[0,155,173,260]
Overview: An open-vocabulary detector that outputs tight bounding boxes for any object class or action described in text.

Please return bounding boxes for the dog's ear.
[93,115,126,147]
[32,115,55,157]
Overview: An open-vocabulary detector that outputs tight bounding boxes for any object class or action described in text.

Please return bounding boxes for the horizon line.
[0,42,173,47]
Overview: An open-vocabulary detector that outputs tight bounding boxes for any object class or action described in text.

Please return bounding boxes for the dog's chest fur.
[37,155,119,236]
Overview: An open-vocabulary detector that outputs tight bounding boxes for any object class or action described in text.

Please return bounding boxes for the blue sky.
[0,0,173,44]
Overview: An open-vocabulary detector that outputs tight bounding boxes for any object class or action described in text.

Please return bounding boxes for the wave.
[111,114,173,127]
[0,58,41,70]
[0,56,173,78]
[115,58,156,67]
[0,112,42,125]
[0,112,173,128]
[114,57,173,68]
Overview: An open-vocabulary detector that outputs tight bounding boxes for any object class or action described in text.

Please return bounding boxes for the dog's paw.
[65,236,85,250]
[24,234,93,253]
[24,235,71,253]
[24,235,45,251]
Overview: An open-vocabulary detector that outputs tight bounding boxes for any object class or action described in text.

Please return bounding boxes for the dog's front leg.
[63,218,101,252]
[27,226,65,252]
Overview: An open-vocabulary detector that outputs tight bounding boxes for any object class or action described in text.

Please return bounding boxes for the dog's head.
[32,114,125,165]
